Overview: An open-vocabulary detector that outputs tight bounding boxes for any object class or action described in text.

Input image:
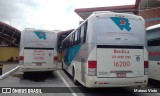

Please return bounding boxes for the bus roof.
[146,24,160,31]
[61,11,144,44]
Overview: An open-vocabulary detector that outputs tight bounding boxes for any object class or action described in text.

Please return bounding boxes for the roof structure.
[140,0,160,10]
[74,0,141,20]
[0,21,21,47]
[58,29,74,48]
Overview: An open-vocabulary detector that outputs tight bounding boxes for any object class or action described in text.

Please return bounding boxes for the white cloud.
[0,0,136,31]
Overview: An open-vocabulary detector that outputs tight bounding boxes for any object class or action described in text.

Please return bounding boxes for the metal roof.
[0,21,21,47]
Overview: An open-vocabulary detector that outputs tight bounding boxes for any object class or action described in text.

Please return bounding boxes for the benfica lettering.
[114,49,129,54]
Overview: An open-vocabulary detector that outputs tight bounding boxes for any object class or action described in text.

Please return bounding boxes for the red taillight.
[19,56,24,61]
[88,61,97,76]
[144,61,148,68]
[88,61,97,68]
[54,56,58,61]
[144,61,148,75]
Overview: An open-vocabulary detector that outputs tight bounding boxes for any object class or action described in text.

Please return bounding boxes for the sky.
[0,0,135,31]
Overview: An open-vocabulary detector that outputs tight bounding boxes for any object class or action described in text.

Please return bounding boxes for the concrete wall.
[139,7,160,28]
[0,47,19,62]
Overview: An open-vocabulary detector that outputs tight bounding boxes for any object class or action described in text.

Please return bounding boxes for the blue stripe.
[64,45,81,66]
[145,17,160,22]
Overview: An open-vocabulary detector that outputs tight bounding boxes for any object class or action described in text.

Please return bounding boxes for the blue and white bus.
[61,11,148,88]
[19,29,58,73]
[147,24,160,81]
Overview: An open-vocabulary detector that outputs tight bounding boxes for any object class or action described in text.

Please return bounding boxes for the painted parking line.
[0,66,19,79]
[155,92,160,95]
[57,70,77,96]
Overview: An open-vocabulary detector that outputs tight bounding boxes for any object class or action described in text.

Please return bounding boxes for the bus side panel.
[149,61,160,81]
[147,27,160,81]
[148,46,160,81]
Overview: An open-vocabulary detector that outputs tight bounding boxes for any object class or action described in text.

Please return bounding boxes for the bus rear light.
[88,61,97,76]
[88,61,97,68]
[144,61,148,68]
[144,61,148,75]
[19,56,24,61]
[19,56,24,64]
[54,56,58,62]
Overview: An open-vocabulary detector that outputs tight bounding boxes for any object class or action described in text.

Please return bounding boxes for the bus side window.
[148,39,160,46]
[72,33,75,46]
[74,30,78,45]
[62,41,66,48]
[147,28,160,47]
[81,25,84,44]
[69,36,72,47]
[78,28,81,45]
[65,38,70,48]
[83,22,88,43]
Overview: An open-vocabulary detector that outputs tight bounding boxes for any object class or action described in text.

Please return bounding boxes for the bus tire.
[73,67,78,85]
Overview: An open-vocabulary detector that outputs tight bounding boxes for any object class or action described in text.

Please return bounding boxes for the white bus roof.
[91,11,143,21]
[93,11,112,14]
[146,24,160,30]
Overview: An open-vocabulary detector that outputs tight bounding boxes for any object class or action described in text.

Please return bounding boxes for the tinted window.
[148,39,160,46]
[83,22,88,43]
[81,25,84,44]
[147,28,160,47]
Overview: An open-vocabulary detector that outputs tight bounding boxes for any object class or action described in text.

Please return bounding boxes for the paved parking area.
[1,63,19,74]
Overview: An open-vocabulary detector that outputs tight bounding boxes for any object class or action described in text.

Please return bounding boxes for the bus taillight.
[144,61,148,68]
[19,56,24,61]
[88,61,97,76]
[54,56,58,62]
[144,61,148,75]
[19,56,24,64]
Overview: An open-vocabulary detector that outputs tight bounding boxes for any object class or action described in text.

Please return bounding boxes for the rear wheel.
[73,67,78,85]
[23,72,28,79]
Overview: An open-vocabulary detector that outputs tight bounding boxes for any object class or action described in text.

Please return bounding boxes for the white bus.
[60,11,148,88]
[19,29,58,72]
[146,24,160,81]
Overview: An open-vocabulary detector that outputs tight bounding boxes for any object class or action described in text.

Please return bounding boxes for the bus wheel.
[73,67,78,85]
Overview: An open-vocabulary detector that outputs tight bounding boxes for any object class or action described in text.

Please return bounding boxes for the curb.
[0,66,19,79]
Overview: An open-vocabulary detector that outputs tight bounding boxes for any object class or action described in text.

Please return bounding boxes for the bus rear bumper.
[85,75,148,88]
[19,65,57,72]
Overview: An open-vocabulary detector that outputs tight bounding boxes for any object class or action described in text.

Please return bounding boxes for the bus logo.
[120,19,126,25]
[34,31,47,40]
[136,55,140,62]
[110,17,131,32]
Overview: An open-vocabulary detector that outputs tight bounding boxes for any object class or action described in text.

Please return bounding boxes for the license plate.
[116,73,126,77]
[36,63,42,66]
